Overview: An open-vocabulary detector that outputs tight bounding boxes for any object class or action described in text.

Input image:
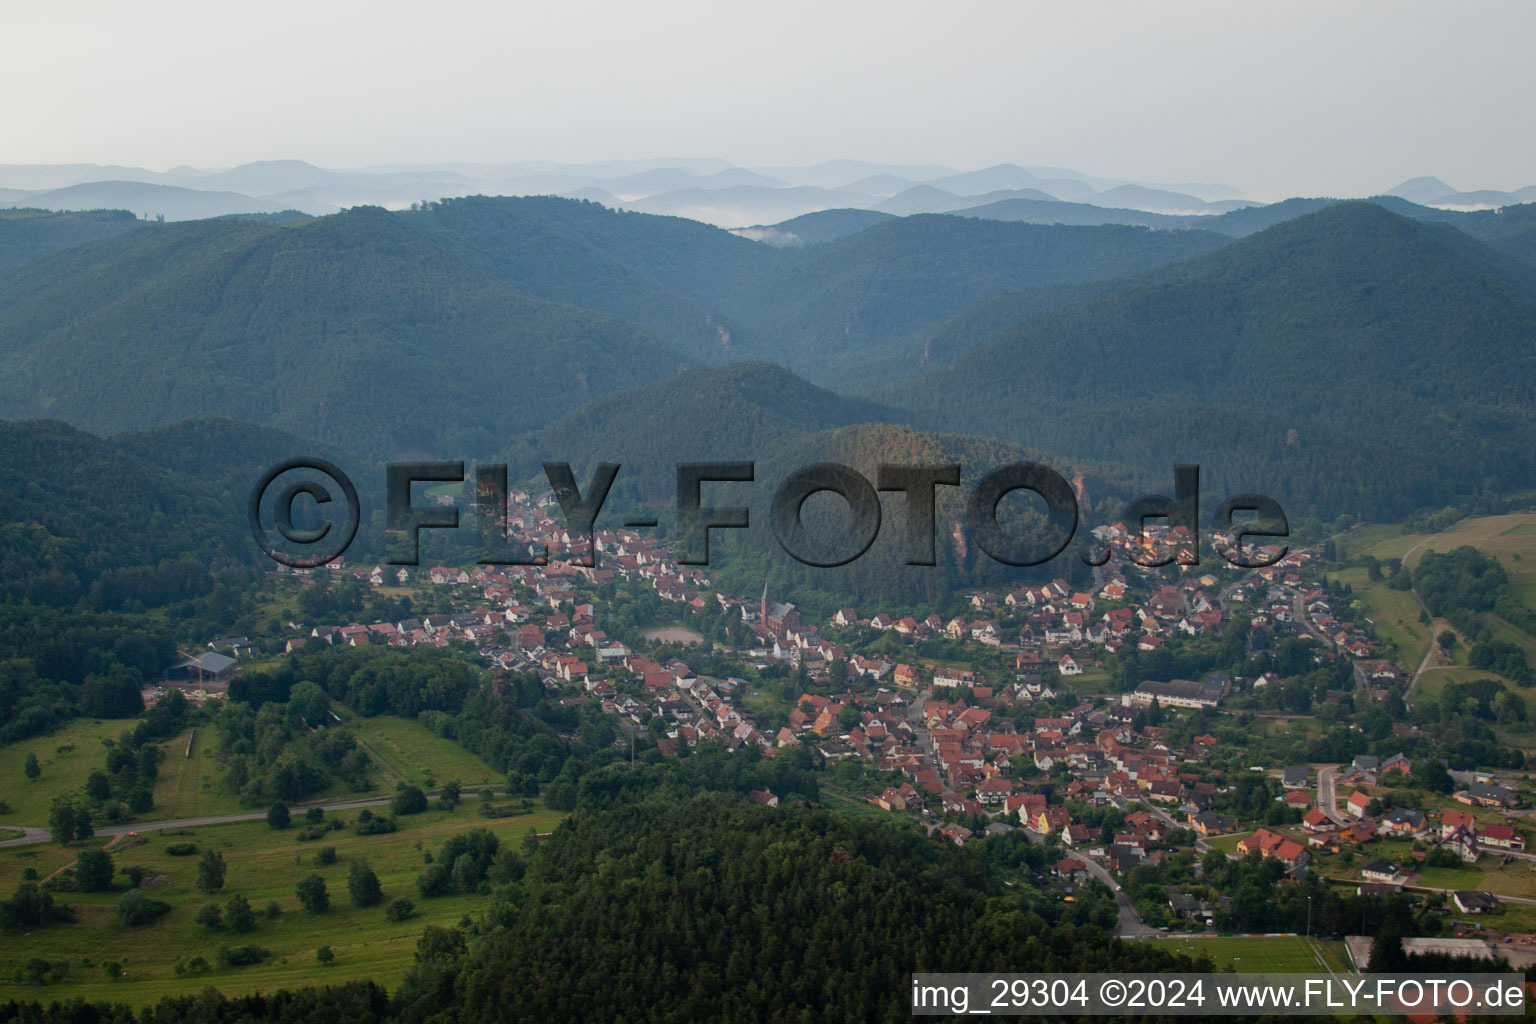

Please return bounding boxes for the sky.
[4,0,1533,199]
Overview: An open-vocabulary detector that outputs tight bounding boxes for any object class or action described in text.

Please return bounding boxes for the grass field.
[1327,566,1430,667]
[1339,524,1429,564]
[1063,667,1115,696]
[347,715,501,790]
[0,803,566,1005]
[0,719,139,824]
[1401,512,1536,598]
[1415,856,1536,899]
[1204,834,1245,856]
[1145,935,1351,973]
[149,727,248,820]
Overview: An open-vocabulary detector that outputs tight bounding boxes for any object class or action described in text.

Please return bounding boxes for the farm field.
[1145,934,1350,973]
[0,802,566,1006]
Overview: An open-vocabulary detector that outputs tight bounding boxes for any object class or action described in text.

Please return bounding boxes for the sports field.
[1147,935,1351,973]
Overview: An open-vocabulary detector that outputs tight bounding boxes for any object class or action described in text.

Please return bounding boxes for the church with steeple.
[760,582,799,638]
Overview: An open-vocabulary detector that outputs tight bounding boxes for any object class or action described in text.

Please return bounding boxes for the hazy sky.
[5,0,1532,198]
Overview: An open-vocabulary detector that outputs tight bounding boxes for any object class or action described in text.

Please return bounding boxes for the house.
[1035,806,1071,834]
[1302,808,1332,831]
[1479,824,1525,851]
[1238,828,1285,857]
[1444,826,1480,863]
[1057,654,1082,676]
[1361,858,1400,883]
[1190,811,1237,836]
[1441,810,1477,838]
[1282,765,1310,789]
[1168,893,1213,921]
[975,777,1015,805]
[1063,824,1100,846]
[1054,857,1089,882]
[1380,807,1426,835]
[1346,790,1372,819]
[1453,890,1500,914]
[748,790,779,807]
[938,823,973,846]
[1455,783,1512,808]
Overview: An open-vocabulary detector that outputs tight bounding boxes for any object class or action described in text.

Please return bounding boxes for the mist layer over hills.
[5,157,1531,228]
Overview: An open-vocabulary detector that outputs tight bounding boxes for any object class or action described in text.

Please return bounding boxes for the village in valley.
[191,487,1536,961]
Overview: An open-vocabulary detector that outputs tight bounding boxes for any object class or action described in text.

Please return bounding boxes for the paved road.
[0,789,479,849]
[1076,852,1154,938]
[1316,765,1347,826]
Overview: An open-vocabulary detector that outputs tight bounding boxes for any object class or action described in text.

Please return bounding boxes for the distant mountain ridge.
[0,206,692,457]
[885,202,1536,519]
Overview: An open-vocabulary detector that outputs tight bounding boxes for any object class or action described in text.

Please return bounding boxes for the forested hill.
[707,214,1230,373]
[0,419,240,608]
[0,206,691,458]
[702,423,1148,609]
[410,195,773,363]
[886,201,1536,521]
[415,196,1232,371]
[0,208,146,268]
[522,362,906,500]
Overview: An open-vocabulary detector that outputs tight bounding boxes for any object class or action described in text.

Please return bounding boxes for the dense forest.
[0,209,145,269]
[888,203,1536,522]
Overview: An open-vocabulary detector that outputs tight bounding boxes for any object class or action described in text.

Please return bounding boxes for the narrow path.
[0,787,485,849]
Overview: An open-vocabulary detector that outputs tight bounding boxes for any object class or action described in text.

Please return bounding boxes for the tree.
[225,892,256,933]
[1367,921,1407,972]
[85,769,112,801]
[194,902,222,928]
[74,847,115,892]
[117,890,171,926]
[267,802,291,829]
[196,849,226,893]
[48,800,92,844]
[1413,758,1454,795]
[296,873,329,913]
[316,945,335,965]
[348,859,383,907]
[23,752,39,780]
[441,779,461,805]
[384,896,414,921]
[1437,630,1457,651]
[392,786,428,815]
